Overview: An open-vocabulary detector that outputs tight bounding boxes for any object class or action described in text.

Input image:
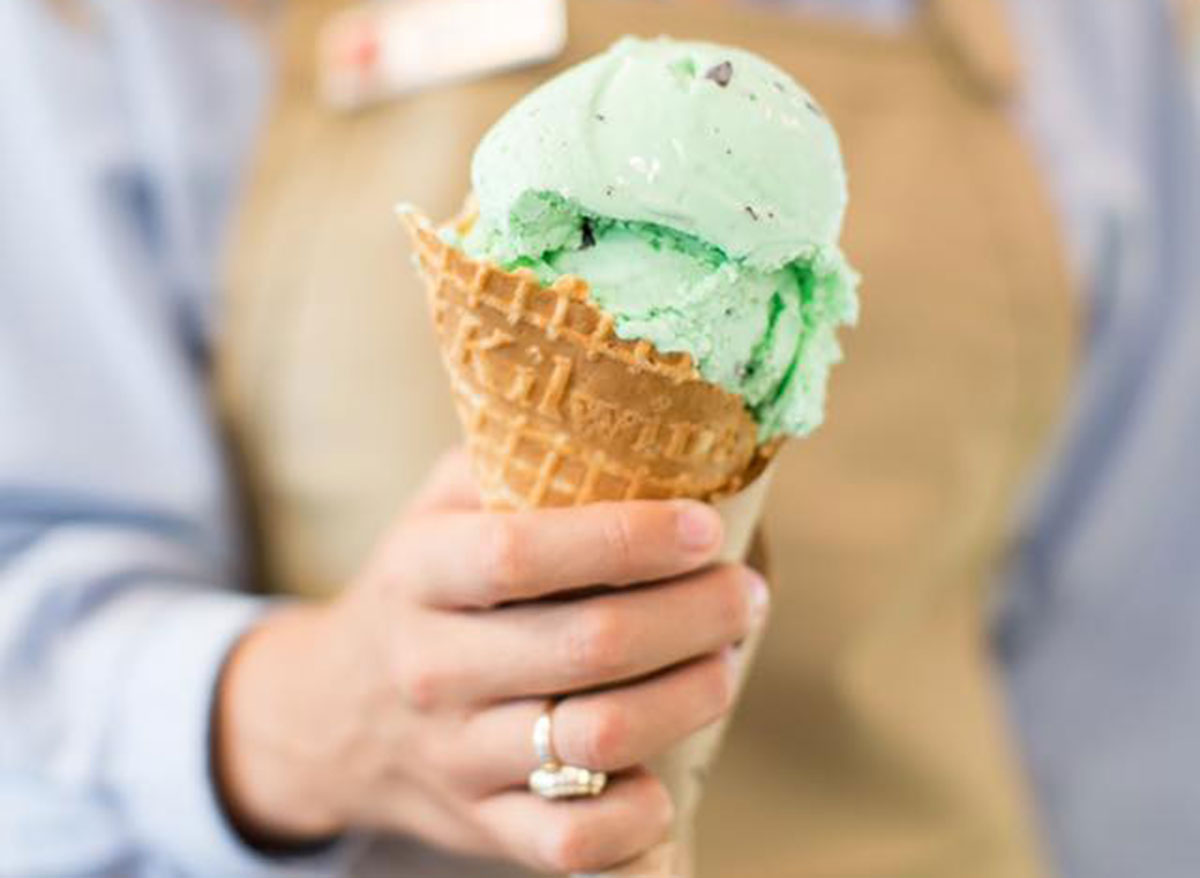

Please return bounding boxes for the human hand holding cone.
[402,34,857,878]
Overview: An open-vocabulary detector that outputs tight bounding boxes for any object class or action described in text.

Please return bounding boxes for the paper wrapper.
[575,466,774,878]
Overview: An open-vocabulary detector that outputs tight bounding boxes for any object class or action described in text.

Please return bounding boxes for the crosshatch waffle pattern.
[403,212,779,509]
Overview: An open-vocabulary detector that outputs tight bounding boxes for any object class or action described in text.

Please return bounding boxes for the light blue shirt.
[0,2,1196,878]
[0,2,339,876]
[997,4,1200,878]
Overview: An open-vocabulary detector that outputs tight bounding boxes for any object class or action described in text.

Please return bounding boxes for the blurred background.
[7,1,1199,877]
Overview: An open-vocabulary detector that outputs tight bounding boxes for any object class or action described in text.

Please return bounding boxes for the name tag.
[319,0,568,111]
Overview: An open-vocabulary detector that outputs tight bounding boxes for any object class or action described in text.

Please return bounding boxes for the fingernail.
[675,502,721,551]
[746,571,770,623]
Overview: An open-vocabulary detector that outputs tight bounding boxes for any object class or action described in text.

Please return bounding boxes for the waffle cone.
[402,211,778,509]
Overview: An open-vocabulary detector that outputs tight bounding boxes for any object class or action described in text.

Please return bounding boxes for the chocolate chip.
[705,61,733,87]
[604,185,615,197]
[744,205,759,221]
[805,98,825,118]
[595,113,606,122]
[580,219,596,249]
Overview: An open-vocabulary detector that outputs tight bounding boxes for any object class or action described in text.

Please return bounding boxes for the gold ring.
[528,701,607,800]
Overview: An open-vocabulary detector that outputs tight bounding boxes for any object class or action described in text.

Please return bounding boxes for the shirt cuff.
[105,590,357,878]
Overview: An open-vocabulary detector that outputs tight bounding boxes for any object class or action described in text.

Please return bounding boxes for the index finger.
[393,500,724,608]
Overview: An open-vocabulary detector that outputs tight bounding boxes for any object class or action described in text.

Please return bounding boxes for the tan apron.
[218,1,1078,875]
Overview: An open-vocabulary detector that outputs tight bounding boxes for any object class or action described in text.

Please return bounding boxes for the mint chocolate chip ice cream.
[461,36,858,439]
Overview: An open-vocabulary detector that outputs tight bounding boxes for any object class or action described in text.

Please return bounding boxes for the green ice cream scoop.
[463,36,859,440]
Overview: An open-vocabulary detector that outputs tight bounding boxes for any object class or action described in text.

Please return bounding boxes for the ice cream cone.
[404,209,779,877]
[402,210,778,510]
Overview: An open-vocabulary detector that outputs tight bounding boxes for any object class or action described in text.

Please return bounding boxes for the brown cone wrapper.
[403,210,779,877]
[578,471,774,878]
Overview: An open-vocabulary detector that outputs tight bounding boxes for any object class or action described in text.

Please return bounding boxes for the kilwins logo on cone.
[400,209,780,512]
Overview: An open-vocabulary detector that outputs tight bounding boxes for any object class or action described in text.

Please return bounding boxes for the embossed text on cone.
[403,212,778,509]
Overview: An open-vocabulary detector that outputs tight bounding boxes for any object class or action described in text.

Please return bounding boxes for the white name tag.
[319,0,568,111]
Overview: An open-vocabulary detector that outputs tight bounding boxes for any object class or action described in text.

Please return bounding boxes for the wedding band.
[528,701,608,800]
[532,702,559,767]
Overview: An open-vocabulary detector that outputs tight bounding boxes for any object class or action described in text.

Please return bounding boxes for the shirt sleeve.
[0,5,352,874]
[0,536,358,878]
[0,275,356,877]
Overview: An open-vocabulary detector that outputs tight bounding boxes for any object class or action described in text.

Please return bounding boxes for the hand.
[215,449,769,873]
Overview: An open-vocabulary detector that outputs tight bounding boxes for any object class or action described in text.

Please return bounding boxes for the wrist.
[213,601,354,845]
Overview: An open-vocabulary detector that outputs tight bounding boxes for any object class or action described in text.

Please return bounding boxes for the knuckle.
[580,701,631,768]
[601,506,637,566]
[481,518,527,602]
[565,607,629,679]
[374,524,415,589]
[543,816,597,874]
[395,658,448,712]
